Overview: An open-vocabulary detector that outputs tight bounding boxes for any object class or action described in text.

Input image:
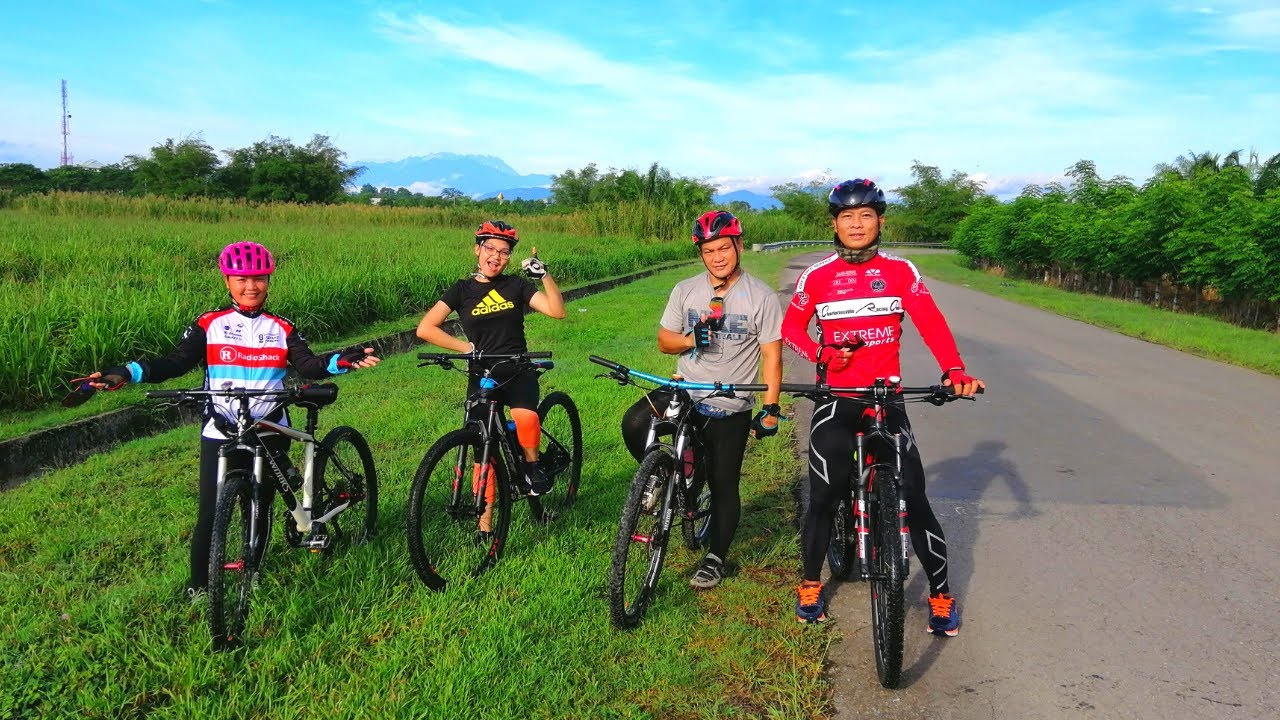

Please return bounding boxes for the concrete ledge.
[0,260,691,490]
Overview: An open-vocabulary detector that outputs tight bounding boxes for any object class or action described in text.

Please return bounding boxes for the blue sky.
[2,0,1277,195]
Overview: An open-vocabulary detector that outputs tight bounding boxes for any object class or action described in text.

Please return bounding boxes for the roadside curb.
[0,260,693,490]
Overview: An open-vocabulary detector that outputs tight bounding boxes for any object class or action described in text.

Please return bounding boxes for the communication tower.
[60,80,73,166]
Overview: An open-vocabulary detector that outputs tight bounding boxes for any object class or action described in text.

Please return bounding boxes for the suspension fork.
[855,431,869,573]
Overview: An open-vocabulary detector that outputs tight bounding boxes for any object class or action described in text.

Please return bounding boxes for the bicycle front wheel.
[609,450,675,630]
[869,466,906,688]
[527,391,583,524]
[407,429,512,591]
[207,471,256,651]
[316,426,378,548]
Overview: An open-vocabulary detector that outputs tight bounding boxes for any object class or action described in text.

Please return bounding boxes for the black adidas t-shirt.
[440,274,538,354]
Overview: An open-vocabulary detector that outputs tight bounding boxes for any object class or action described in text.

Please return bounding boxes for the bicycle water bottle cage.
[297,383,339,408]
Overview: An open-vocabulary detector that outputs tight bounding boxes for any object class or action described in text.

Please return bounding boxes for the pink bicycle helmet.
[219,241,275,276]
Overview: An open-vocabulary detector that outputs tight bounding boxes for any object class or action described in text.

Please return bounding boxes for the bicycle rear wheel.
[207,471,256,651]
[680,472,712,551]
[316,426,378,548]
[827,495,857,580]
[407,429,512,591]
[869,466,906,688]
[609,450,675,629]
[528,391,583,524]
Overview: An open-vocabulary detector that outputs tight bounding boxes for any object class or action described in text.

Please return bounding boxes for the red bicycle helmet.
[475,220,519,247]
[692,210,743,244]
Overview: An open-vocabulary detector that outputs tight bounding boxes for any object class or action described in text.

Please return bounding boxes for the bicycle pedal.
[302,535,331,551]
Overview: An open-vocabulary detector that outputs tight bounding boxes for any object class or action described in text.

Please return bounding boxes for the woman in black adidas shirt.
[416,221,566,497]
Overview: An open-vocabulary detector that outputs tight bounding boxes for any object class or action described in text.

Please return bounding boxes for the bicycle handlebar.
[589,355,768,393]
[417,351,553,361]
[146,388,292,400]
[780,381,984,401]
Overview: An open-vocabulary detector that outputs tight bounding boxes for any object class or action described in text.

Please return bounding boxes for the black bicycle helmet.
[828,178,887,216]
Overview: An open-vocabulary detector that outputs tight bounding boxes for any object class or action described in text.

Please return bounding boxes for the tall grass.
[1,195,813,409]
[0,212,678,409]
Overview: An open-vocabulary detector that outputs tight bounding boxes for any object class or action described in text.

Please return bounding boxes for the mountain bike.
[406,351,582,591]
[782,371,978,688]
[145,384,377,651]
[590,355,766,630]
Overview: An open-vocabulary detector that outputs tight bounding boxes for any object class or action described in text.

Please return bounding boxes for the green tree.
[770,176,833,233]
[89,163,136,193]
[892,161,987,246]
[218,134,362,203]
[45,165,97,192]
[0,163,49,194]
[550,163,600,207]
[126,136,221,197]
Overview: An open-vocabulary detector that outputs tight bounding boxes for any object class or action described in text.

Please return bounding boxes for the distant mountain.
[712,189,780,210]
[477,187,553,201]
[354,153,552,197]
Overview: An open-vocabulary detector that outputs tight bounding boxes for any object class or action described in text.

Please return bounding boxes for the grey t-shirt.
[660,270,783,414]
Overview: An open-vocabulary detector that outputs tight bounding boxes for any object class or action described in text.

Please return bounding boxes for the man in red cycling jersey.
[82,241,380,600]
[782,179,984,633]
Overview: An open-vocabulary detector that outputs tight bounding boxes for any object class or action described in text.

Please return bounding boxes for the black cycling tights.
[803,397,950,594]
[621,391,752,562]
[192,435,291,590]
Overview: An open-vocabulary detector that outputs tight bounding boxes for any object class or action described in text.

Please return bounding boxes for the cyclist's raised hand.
[521,247,548,280]
[942,368,984,397]
[691,314,716,349]
[336,348,381,371]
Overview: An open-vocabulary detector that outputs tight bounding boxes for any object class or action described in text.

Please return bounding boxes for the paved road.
[773,251,1280,719]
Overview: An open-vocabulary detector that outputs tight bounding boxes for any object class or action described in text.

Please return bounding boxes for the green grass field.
[0,250,834,719]
[909,253,1280,377]
[0,208,693,410]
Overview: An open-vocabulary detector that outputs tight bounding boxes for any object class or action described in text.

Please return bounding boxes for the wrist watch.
[761,403,782,417]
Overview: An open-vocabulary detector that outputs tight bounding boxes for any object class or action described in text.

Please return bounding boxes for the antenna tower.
[60,79,74,167]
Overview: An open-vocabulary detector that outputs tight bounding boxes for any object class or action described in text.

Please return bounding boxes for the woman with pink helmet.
[81,241,381,600]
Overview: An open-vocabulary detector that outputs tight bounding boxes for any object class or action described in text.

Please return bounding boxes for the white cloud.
[407,181,446,195]
[371,10,1177,187]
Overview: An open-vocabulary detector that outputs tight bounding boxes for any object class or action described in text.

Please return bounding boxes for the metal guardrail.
[752,240,949,252]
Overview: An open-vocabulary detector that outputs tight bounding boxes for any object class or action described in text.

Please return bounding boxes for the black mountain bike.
[782,371,977,688]
[590,355,766,629]
[407,351,582,591]
[146,384,377,650]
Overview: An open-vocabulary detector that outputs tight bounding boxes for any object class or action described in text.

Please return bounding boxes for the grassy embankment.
[0,250,835,719]
[910,253,1280,377]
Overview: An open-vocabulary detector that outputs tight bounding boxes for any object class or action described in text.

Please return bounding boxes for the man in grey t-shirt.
[620,210,783,590]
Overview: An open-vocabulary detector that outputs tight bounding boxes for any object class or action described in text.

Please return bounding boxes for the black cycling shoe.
[525,462,553,496]
[689,553,726,590]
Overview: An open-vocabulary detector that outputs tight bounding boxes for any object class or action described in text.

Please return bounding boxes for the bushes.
[953,163,1280,329]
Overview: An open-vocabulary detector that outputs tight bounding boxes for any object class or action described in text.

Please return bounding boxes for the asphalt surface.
[773,251,1280,720]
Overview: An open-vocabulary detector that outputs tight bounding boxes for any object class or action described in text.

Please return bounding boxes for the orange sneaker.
[927,592,959,637]
[795,582,827,624]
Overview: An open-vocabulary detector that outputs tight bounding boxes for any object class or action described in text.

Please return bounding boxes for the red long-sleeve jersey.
[782,251,965,386]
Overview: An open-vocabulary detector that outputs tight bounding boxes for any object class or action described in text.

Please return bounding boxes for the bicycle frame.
[149,387,342,552]
[419,351,555,511]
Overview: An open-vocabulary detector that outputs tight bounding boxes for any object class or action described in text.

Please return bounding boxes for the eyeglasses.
[479,243,512,258]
